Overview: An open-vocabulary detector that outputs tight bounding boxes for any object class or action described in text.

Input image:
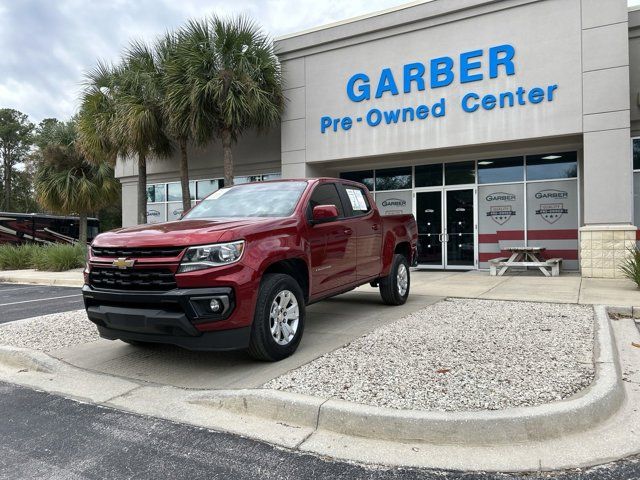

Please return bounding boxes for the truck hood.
[93,217,279,248]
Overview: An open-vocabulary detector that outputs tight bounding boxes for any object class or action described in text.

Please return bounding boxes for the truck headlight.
[178,241,245,273]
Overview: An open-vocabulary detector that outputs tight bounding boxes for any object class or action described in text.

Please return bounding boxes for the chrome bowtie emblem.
[112,257,135,269]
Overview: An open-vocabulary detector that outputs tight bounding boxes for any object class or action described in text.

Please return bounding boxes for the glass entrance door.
[416,191,443,266]
[445,189,475,267]
[415,189,475,269]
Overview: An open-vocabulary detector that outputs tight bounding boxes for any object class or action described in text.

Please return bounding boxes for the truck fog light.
[209,299,222,313]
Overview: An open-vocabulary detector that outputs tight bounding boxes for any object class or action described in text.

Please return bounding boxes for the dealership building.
[116,0,640,278]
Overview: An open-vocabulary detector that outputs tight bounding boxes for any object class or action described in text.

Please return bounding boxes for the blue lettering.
[460,49,483,83]
[462,92,480,112]
[403,63,425,94]
[432,98,446,117]
[346,73,370,102]
[416,105,429,119]
[528,87,544,104]
[367,108,382,126]
[481,94,496,110]
[402,107,414,122]
[489,44,515,78]
[375,68,399,98]
[430,57,454,88]
[320,116,332,133]
[383,109,401,123]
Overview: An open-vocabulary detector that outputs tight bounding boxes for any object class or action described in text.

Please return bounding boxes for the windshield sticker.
[346,188,367,211]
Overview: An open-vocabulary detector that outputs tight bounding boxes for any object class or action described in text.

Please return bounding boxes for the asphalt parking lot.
[0,283,84,323]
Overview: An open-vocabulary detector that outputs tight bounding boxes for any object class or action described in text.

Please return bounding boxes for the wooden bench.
[489,257,562,277]
[489,257,508,276]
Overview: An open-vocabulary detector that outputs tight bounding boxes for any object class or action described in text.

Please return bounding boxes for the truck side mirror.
[312,205,339,224]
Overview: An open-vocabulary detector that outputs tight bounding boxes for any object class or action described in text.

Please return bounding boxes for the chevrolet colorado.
[83,178,417,361]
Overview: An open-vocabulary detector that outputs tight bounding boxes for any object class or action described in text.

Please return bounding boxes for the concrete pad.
[50,290,442,389]
[579,277,640,306]
[479,275,582,303]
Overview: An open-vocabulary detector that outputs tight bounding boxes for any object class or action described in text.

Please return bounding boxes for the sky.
[0,0,413,124]
[1,0,639,124]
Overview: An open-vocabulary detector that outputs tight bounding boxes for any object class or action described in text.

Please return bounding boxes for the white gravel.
[0,310,99,353]
[264,298,595,412]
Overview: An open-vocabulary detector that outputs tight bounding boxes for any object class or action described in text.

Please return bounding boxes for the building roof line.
[274,0,431,42]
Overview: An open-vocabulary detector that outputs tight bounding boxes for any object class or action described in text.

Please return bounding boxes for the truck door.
[306,182,358,294]
[337,183,383,280]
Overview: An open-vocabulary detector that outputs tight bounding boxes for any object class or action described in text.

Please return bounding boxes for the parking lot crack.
[293,397,331,450]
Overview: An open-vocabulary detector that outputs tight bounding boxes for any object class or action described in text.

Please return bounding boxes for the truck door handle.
[371,224,379,231]
[344,228,353,236]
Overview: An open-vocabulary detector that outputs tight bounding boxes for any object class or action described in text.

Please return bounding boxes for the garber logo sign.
[381,198,407,208]
[320,44,559,134]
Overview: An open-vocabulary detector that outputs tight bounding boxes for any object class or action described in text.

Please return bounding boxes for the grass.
[0,243,86,272]
[620,247,640,288]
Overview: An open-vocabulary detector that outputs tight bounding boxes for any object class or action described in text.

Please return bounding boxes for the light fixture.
[541,155,562,160]
[477,161,493,166]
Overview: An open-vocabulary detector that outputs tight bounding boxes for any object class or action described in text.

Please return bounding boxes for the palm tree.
[175,15,284,186]
[115,42,173,224]
[35,119,119,244]
[158,31,193,214]
[79,46,172,225]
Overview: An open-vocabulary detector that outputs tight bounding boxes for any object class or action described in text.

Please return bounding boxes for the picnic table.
[489,247,562,277]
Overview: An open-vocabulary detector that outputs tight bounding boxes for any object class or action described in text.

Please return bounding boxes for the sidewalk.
[2,268,640,306]
[358,270,640,307]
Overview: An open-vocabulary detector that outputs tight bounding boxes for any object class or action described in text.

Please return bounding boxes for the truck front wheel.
[247,273,306,361]
[379,254,410,305]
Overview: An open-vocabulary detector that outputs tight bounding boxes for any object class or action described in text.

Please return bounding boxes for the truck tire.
[247,273,306,361]
[379,254,410,305]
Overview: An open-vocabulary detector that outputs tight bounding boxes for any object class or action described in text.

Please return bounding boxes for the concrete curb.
[0,269,84,288]
[190,304,623,445]
[0,305,630,472]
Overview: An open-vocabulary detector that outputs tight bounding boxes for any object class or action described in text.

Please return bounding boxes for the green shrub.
[620,247,640,288]
[0,243,42,270]
[33,244,86,272]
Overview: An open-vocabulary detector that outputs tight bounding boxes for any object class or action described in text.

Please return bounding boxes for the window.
[340,170,374,191]
[196,179,220,200]
[633,139,640,170]
[375,166,412,191]
[146,184,166,203]
[308,183,344,218]
[344,186,371,215]
[445,161,475,185]
[415,163,443,187]
[167,182,196,201]
[526,152,577,180]
[185,181,307,219]
[478,157,524,184]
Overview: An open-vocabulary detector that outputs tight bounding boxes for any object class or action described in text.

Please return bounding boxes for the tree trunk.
[137,152,147,225]
[222,129,234,187]
[180,139,191,215]
[3,154,11,211]
[78,212,88,245]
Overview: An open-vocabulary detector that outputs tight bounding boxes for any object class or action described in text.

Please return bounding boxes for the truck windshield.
[183,181,308,219]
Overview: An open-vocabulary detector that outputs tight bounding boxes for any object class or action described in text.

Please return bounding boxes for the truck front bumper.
[82,285,251,351]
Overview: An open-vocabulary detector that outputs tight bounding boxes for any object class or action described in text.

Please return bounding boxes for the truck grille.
[89,267,177,291]
[91,246,184,258]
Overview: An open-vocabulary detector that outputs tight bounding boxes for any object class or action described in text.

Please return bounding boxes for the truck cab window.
[308,183,345,218]
[343,186,371,216]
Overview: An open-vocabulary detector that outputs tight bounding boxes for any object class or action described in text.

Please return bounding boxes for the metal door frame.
[414,185,477,270]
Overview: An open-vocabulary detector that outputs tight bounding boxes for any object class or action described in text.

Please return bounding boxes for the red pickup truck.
[83,178,417,361]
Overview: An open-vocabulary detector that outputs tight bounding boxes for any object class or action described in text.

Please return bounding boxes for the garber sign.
[320,44,558,134]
